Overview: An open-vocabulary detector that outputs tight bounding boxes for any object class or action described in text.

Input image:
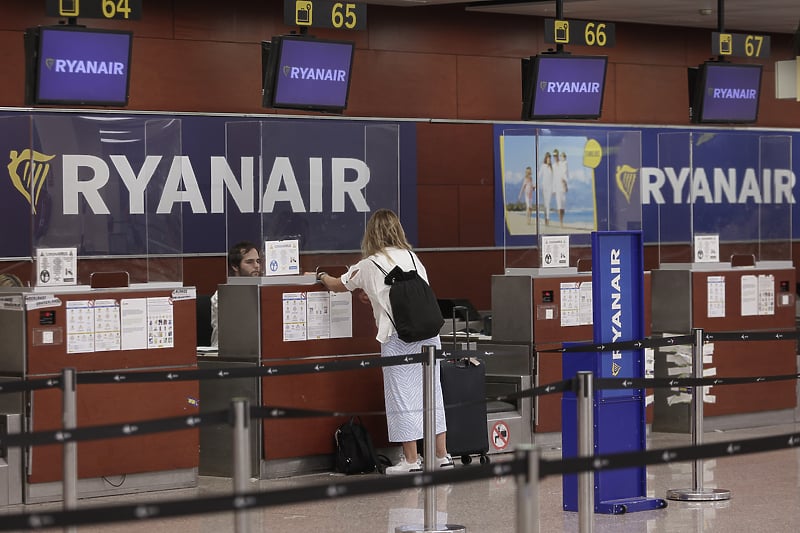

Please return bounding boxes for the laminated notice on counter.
[171,287,196,301]
[36,247,77,287]
[265,239,300,276]
[94,299,121,352]
[741,275,758,316]
[121,298,148,351]
[306,291,330,340]
[694,234,720,263]
[541,235,569,268]
[560,281,592,327]
[706,275,725,318]
[25,294,62,310]
[303,291,354,340]
[283,292,307,341]
[0,295,23,311]
[66,300,94,354]
[329,291,353,339]
[757,274,775,316]
[147,297,174,349]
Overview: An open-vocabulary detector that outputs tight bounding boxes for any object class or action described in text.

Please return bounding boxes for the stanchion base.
[395,524,466,533]
[666,488,731,501]
[595,496,668,514]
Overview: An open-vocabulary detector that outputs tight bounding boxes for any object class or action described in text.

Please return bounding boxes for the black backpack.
[371,251,444,343]
[334,417,389,475]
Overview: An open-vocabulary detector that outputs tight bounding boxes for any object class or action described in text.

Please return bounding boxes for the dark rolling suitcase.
[440,307,490,465]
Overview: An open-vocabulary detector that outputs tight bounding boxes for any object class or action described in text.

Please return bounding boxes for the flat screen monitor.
[524,54,608,120]
[262,35,355,113]
[25,26,133,107]
[693,62,762,123]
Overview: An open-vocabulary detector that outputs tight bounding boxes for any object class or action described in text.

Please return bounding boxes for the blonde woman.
[317,209,452,474]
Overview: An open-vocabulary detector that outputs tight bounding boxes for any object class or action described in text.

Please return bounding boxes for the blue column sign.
[562,231,667,514]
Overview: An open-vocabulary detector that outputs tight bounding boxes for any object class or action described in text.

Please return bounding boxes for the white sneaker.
[385,454,422,475]
[435,454,455,470]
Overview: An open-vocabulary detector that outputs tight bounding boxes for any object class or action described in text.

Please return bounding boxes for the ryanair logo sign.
[7,149,55,214]
[6,149,371,216]
[283,65,347,82]
[616,165,638,203]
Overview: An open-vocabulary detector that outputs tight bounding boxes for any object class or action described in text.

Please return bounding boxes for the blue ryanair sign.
[591,231,644,400]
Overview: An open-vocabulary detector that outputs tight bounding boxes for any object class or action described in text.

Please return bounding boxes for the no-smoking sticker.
[491,421,510,450]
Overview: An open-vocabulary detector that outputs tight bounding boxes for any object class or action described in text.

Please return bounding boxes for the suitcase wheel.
[460,455,472,465]
[479,454,490,465]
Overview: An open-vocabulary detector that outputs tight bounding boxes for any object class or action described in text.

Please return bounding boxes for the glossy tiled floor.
[4,423,800,532]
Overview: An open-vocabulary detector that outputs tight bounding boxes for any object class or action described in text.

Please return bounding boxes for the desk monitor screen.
[262,35,355,113]
[26,26,133,106]
[694,62,762,123]
[526,54,608,119]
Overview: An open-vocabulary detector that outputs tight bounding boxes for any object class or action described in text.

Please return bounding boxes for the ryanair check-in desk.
[651,262,797,431]
[0,285,199,504]
[491,269,654,435]
[491,269,593,435]
[200,276,386,478]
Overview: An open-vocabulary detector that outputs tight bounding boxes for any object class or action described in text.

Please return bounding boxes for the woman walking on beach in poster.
[517,166,536,225]
[553,150,569,227]
[538,152,554,225]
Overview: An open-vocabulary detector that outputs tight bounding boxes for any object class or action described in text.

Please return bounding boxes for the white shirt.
[340,247,431,344]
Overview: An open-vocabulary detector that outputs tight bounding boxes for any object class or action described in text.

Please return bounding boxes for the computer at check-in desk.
[437,299,532,456]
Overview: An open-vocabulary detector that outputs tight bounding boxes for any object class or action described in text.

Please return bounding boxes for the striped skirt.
[381,334,447,443]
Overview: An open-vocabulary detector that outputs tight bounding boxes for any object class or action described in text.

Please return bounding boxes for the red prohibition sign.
[491,421,510,450]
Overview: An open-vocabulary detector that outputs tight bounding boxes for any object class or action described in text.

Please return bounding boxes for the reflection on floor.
[3,423,800,532]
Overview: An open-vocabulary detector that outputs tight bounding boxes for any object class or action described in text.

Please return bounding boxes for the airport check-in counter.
[0,285,199,504]
[492,269,594,434]
[491,269,654,435]
[651,262,797,432]
[201,276,384,478]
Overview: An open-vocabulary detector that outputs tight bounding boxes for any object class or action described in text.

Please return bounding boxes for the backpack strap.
[368,251,418,339]
[407,250,417,270]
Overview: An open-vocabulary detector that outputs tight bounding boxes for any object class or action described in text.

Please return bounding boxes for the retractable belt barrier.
[1,328,799,530]
[0,427,799,531]
[0,326,795,396]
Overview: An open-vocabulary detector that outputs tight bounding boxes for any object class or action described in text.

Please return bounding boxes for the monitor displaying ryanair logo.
[615,164,638,203]
[7,149,54,214]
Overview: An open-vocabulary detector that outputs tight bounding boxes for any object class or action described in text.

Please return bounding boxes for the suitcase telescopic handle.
[453,305,469,354]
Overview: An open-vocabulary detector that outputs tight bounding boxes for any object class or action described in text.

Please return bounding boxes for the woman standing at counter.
[316,209,453,474]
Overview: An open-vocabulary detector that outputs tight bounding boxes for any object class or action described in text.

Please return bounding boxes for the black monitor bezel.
[524,53,608,120]
[262,34,355,114]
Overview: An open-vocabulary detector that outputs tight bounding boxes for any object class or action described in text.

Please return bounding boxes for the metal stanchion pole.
[62,367,77,533]
[576,371,594,533]
[232,398,253,533]
[396,345,464,533]
[666,328,730,501]
[515,445,540,533]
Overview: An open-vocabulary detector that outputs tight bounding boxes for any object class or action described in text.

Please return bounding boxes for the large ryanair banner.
[495,124,797,249]
[0,111,413,258]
